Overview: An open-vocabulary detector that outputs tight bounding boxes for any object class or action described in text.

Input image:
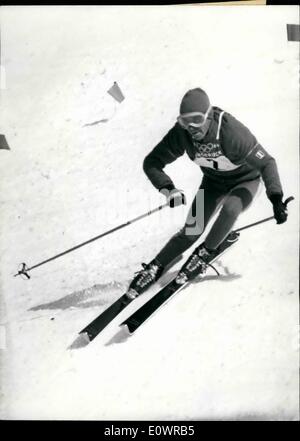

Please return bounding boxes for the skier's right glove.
[269,194,288,224]
[160,185,187,208]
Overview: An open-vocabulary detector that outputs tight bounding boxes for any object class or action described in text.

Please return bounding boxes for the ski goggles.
[177,106,212,129]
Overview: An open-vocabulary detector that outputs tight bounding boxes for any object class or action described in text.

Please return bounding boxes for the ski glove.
[160,185,187,208]
[269,194,288,224]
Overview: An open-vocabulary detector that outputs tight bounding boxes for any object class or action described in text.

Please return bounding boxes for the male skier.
[126,88,288,299]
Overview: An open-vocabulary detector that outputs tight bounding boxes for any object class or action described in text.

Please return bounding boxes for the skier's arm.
[222,114,283,198]
[222,114,287,224]
[242,145,287,223]
[242,144,283,198]
[143,125,185,191]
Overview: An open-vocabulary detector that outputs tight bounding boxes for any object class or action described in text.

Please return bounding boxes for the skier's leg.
[204,178,261,250]
[126,179,225,298]
[176,178,261,283]
[155,179,225,267]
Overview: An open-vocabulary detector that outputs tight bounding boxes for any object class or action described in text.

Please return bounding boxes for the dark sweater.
[143,107,283,198]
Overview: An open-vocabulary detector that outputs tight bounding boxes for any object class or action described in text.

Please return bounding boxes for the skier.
[126,87,288,299]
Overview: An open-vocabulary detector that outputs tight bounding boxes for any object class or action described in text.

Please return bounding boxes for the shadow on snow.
[28,258,241,315]
[28,280,128,312]
[105,267,242,347]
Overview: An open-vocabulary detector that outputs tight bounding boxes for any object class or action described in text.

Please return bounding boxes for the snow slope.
[0,5,299,420]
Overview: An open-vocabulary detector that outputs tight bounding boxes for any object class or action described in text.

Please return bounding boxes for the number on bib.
[207,159,218,170]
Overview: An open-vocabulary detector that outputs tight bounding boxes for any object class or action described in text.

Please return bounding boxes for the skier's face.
[178,107,213,140]
[186,116,212,140]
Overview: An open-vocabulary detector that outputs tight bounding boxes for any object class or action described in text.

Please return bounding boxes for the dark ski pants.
[155,176,261,268]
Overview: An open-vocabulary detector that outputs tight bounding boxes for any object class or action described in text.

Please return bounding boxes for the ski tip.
[104,325,131,346]
[119,323,131,334]
[120,322,135,335]
[119,322,135,335]
[68,332,91,350]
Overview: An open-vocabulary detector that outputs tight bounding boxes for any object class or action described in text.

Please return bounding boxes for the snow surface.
[0,5,299,420]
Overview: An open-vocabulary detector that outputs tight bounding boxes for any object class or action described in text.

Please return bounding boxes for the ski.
[72,262,182,347]
[76,294,133,345]
[121,231,240,334]
[72,197,293,348]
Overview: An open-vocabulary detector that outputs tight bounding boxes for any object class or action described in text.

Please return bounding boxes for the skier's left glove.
[269,194,288,224]
[160,185,187,208]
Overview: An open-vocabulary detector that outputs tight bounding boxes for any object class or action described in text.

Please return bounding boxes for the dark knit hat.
[180,88,210,115]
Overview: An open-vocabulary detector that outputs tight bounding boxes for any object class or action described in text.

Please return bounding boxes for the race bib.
[193,154,240,171]
[191,140,240,171]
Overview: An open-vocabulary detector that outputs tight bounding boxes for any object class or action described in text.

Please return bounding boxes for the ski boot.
[126,259,164,299]
[175,243,218,285]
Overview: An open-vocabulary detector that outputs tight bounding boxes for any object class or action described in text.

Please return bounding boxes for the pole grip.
[284,196,294,207]
[235,195,294,233]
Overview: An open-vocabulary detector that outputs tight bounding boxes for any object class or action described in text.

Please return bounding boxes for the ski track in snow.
[0,5,299,420]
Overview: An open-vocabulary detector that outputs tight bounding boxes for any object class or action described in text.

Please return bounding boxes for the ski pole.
[14,202,169,279]
[235,196,294,233]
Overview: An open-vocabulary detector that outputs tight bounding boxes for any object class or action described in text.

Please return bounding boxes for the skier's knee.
[229,188,254,210]
[176,226,200,245]
[222,197,243,219]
